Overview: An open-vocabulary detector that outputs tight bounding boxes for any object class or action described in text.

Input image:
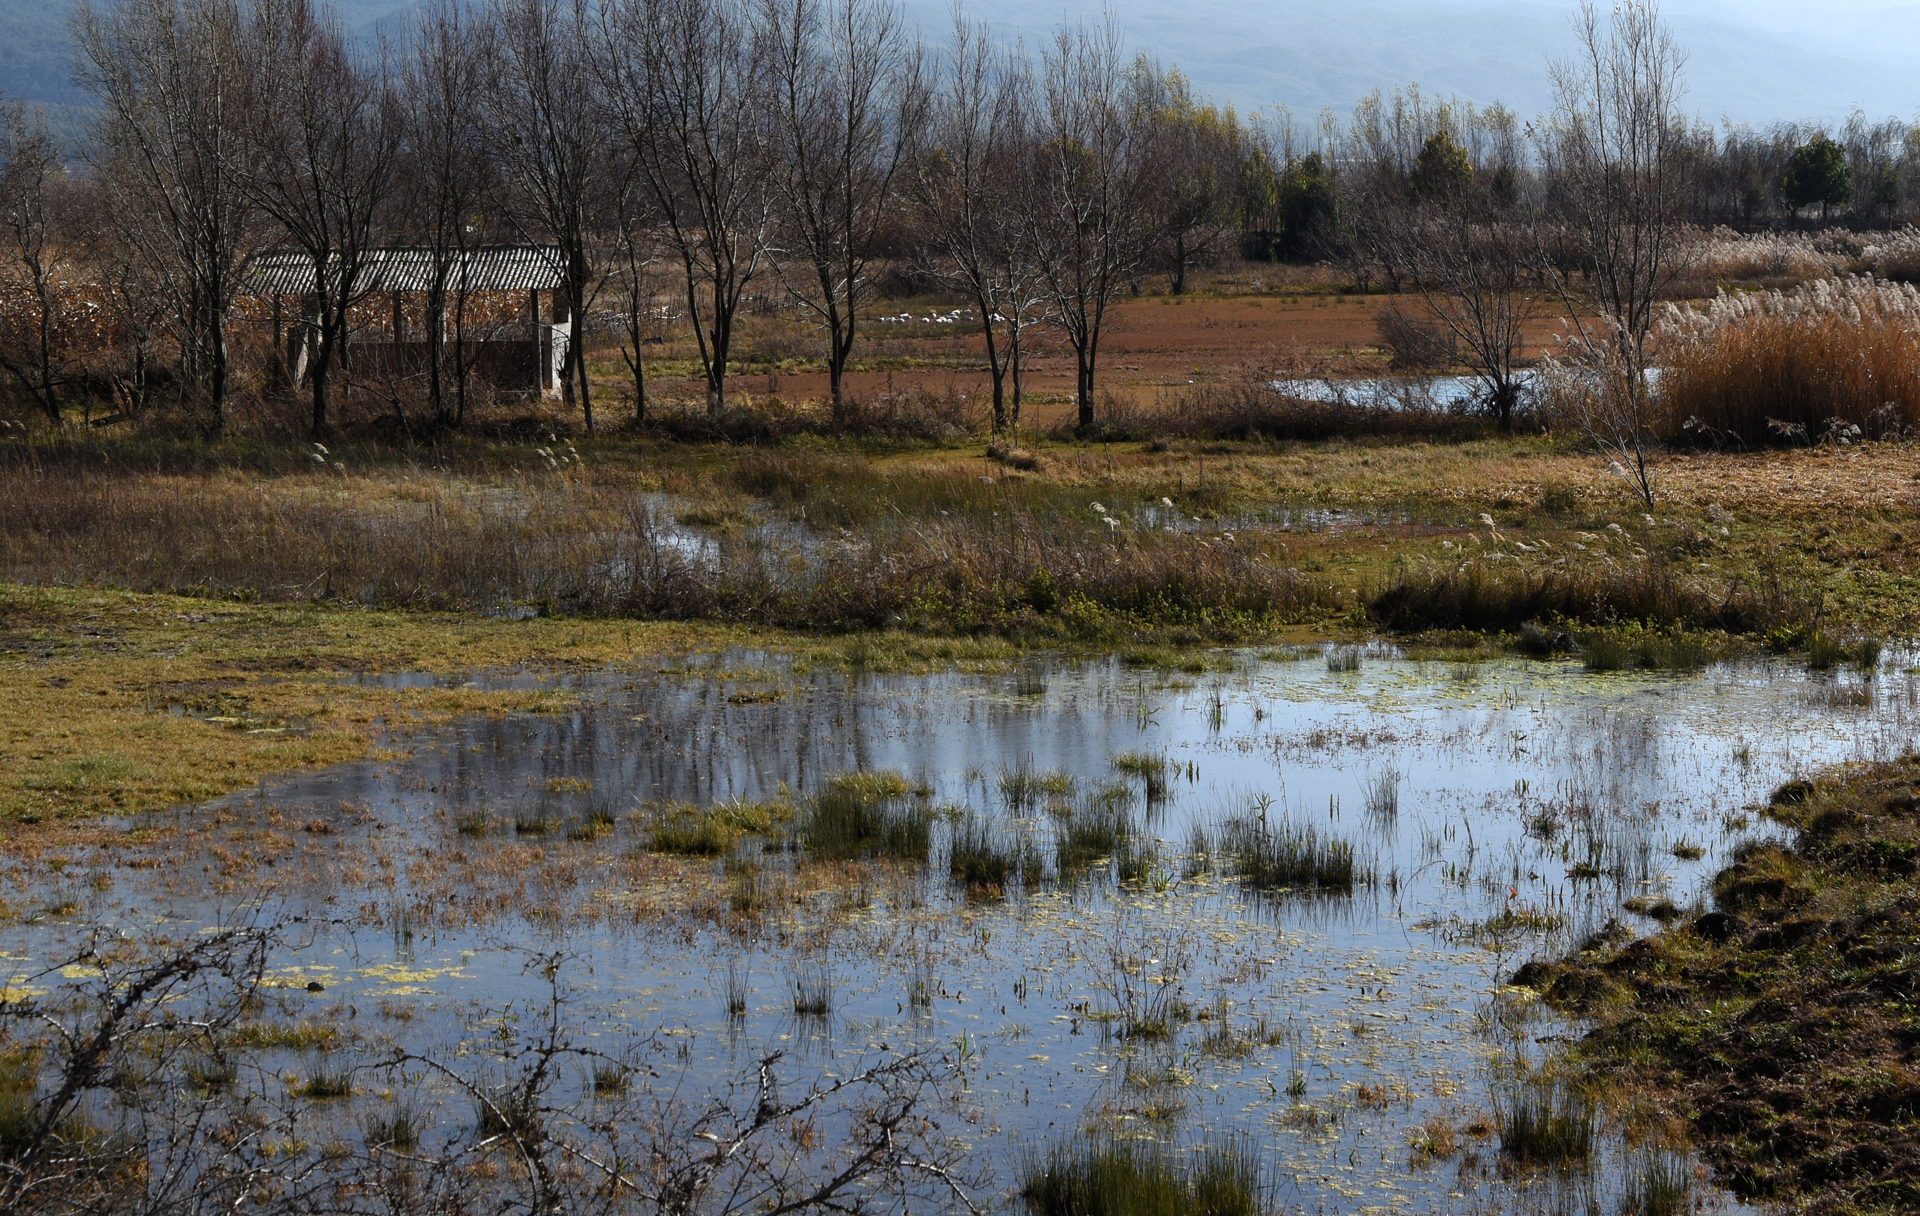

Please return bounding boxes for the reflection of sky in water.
[14,652,1915,1213]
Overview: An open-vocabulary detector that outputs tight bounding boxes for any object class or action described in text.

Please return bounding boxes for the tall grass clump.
[1492,1073,1595,1168]
[0,1050,38,1160]
[1216,810,1368,893]
[647,798,784,856]
[1112,752,1169,802]
[1370,558,1800,635]
[1021,1137,1262,1216]
[1620,1148,1693,1216]
[802,772,931,864]
[791,966,834,1017]
[1658,276,1920,444]
[1055,795,1135,874]
[949,813,1019,892]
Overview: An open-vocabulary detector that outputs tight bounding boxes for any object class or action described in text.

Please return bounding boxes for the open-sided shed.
[246,245,571,397]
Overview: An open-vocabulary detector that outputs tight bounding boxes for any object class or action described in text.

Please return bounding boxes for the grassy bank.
[7,428,1918,639]
[4,427,1918,832]
[1514,757,1920,1215]
[0,584,1029,829]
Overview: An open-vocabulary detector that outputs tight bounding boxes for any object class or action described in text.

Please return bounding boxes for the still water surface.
[10,648,1914,1212]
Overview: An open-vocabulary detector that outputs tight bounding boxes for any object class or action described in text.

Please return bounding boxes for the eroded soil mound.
[1515,757,1920,1215]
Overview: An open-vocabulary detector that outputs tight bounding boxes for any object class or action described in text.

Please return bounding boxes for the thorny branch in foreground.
[0,926,982,1215]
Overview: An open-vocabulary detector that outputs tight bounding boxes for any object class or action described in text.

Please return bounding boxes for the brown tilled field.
[624,290,1580,427]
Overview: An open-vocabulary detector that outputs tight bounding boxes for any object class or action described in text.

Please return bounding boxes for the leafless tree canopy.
[13,0,1910,446]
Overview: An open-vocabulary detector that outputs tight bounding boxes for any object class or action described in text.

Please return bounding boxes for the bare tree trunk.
[599,0,771,419]
[1537,0,1693,505]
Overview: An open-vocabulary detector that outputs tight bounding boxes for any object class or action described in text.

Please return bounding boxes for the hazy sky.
[901,0,1920,127]
[3,0,1916,126]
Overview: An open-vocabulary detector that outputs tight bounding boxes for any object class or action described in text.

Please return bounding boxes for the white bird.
[312,441,328,455]
[1160,497,1174,508]
[1091,502,1107,514]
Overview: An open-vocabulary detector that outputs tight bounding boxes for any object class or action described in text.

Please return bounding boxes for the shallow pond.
[8,648,1915,1213]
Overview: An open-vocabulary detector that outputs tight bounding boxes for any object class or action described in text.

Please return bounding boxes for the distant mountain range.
[5,0,1914,141]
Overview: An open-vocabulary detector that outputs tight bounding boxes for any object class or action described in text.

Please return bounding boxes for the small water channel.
[7,649,1913,1212]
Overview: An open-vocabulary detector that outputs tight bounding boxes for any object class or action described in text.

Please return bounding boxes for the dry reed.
[1657,276,1920,445]
[0,458,1335,638]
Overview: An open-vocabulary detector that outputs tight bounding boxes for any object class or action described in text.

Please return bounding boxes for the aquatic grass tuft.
[1492,1073,1595,1168]
[724,959,749,1018]
[295,1065,354,1100]
[999,765,1077,812]
[1325,646,1362,674]
[228,1021,340,1052]
[455,810,490,837]
[648,798,784,856]
[185,1055,236,1093]
[1621,1147,1693,1216]
[791,966,834,1017]
[365,1105,420,1150]
[1362,768,1401,820]
[1217,811,1369,894]
[949,813,1018,892]
[1054,798,1135,875]
[1020,1137,1262,1216]
[1112,751,1169,802]
[803,771,932,863]
[591,1063,631,1097]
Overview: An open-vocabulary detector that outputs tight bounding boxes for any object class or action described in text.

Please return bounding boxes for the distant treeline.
[0,0,1910,442]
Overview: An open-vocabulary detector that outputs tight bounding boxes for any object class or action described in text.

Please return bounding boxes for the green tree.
[1780,135,1851,221]
[1411,130,1471,201]
[1273,151,1339,260]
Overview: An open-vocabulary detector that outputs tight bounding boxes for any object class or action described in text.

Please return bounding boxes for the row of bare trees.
[0,0,1720,462]
[0,0,1270,437]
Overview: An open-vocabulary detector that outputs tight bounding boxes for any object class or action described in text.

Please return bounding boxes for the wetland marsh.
[5,644,1909,1213]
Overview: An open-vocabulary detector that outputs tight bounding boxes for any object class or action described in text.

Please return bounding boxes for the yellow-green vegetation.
[0,584,1024,829]
[802,771,934,863]
[646,797,792,855]
[1020,1136,1264,1216]
[1514,757,1920,1214]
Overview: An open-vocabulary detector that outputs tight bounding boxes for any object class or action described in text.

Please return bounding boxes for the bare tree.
[242,0,403,437]
[488,0,604,431]
[72,0,259,429]
[1367,108,1541,430]
[759,0,920,428]
[608,162,666,425]
[909,13,1043,433]
[1025,19,1156,431]
[1,930,982,1216]
[600,0,772,416]
[1537,0,1693,504]
[0,100,76,426]
[397,0,496,430]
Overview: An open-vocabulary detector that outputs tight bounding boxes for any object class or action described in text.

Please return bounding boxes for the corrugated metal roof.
[246,245,568,295]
